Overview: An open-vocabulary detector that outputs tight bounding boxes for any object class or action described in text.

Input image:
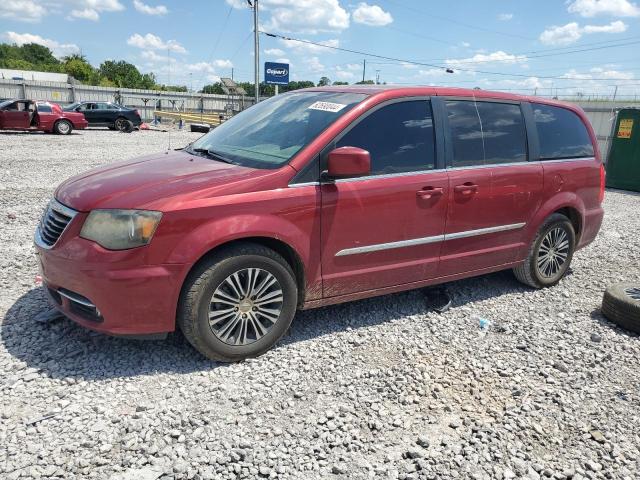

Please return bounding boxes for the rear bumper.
[36,238,187,335]
[577,206,604,249]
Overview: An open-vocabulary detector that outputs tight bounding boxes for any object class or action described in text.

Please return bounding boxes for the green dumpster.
[606,108,640,192]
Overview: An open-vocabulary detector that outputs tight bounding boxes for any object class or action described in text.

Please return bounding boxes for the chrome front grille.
[35,199,77,248]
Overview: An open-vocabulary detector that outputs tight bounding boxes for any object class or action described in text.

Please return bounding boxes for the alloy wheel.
[208,268,284,346]
[537,227,570,279]
[58,122,70,134]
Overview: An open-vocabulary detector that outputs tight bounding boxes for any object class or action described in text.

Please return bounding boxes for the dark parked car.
[37,86,604,362]
[63,101,142,130]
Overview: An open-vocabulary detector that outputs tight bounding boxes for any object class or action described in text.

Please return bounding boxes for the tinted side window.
[446,100,484,167]
[476,102,527,164]
[37,104,52,113]
[533,103,594,159]
[336,100,435,175]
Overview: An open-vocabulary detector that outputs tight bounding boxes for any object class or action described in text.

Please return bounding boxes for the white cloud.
[133,0,168,15]
[498,13,514,21]
[335,68,355,80]
[567,0,640,17]
[352,3,393,26]
[0,1,46,22]
[583,19,628,32]
[127,33,187,53]
[69,8,99,20]
[539,22,582,45]
[264,48,285,56]
[66,0,125,20]
[275,57,290,64]
[539,20,628,45]
[305,56,325,73]
[227,0,349,34]
[213,59,233,69]
[4,31,80,57]
[446,51,528,67]
[279,37,339,54]
[1,0,125,22]
[461,41,471,48]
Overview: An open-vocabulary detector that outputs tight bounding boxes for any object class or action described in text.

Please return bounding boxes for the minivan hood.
[56,150,278,212]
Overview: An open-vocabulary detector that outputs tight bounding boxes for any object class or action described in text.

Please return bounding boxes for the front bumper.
[36,234,187,336]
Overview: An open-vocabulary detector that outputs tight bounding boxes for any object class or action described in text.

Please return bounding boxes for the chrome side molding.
[335,222,526,257]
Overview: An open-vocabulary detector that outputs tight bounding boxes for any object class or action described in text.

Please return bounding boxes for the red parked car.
[35,86,605,361]
[0,99,88,134]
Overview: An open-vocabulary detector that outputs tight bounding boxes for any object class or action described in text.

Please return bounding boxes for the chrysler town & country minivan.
[35,86,605,361]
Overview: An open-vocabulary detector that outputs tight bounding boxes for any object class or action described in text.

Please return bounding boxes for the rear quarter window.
[533,103,594,160]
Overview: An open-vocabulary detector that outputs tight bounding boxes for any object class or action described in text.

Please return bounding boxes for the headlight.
[80,209,162,250]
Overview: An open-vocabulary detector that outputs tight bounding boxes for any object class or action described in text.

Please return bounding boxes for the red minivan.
[35,86,605,361]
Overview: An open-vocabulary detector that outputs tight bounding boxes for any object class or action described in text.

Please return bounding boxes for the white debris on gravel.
[1,129,640,480]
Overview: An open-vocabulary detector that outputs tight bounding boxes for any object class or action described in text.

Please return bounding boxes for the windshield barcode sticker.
[308,101,347,113]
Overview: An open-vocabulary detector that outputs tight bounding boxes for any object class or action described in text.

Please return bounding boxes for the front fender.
[166,212,312,267]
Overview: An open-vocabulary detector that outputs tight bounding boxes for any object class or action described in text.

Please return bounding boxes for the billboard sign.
[265,62,289,85]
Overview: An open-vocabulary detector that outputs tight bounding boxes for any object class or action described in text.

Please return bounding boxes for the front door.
[321,99,448,297]
[0,101,30,129]
[78,103,98,124]
[439,99,541,276]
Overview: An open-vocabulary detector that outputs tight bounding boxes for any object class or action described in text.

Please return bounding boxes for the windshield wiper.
[190,147,235,165]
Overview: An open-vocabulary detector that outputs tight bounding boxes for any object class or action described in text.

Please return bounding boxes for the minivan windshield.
[188,91,367,169]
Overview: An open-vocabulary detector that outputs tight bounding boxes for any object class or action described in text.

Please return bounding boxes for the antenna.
[167,47,171,151]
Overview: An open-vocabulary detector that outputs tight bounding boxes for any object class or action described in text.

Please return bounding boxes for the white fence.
[0,79,255,121]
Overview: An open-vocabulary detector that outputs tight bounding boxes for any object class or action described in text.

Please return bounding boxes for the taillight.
[598,163,606,203]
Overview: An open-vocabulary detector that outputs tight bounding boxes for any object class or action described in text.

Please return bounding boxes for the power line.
[380,0,535,41]
[261,31,640,81]
[196,4,233,87]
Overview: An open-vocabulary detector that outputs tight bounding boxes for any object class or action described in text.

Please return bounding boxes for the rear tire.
[177,243,298,362]
[54,120,72,135]
[114,117,127,130]
[513,213,575,289]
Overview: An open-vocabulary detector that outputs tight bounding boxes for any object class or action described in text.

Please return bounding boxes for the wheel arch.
[553,206,582,243]
[520,193,586,259]
[179,236,307,309]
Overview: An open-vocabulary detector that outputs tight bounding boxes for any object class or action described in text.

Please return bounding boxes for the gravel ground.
[1,129,640,480]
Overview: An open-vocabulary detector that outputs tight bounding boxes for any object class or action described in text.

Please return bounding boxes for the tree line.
[0,43,186,91]
[0,43,376,94]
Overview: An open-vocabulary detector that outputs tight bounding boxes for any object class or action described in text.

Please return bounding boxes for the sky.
[1,0,639,98]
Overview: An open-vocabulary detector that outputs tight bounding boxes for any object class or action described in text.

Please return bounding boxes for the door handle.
[416,186,444,199]
[454,183,479,194]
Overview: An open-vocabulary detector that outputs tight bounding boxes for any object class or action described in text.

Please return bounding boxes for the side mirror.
[326,146,371,179]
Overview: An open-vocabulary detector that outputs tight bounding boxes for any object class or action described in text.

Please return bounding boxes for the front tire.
[178,243,298,362]
[54,120,72,135]
[513,213,576,289]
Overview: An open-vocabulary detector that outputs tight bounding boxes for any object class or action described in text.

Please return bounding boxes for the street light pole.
[252,0,260,103]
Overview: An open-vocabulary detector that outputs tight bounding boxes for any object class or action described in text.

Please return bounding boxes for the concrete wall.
[0,78,255,121]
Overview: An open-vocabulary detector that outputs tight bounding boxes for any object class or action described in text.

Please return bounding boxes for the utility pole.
[362,59,366,83]
[231,67,234,81]
[375,70,380,85]
[251,0,260,103]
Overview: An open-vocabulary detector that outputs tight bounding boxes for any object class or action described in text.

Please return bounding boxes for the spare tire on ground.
[601,283,640,333]
[190,123,211,133]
